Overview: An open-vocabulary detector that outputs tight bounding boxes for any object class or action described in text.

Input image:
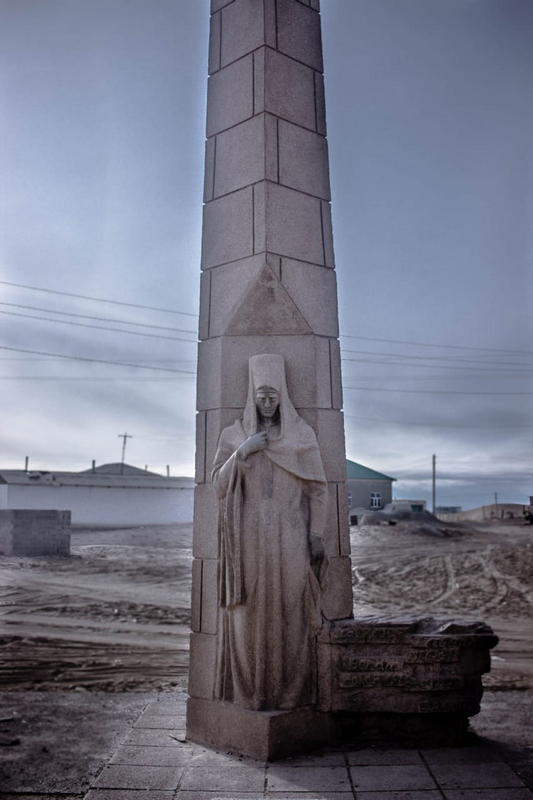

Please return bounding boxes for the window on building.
[347,491,353,508]
[370,492,381,509]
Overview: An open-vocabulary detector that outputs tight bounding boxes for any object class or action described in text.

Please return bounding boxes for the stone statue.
[212,353,328,711]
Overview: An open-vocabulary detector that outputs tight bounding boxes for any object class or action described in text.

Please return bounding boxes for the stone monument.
[187,0,497,760]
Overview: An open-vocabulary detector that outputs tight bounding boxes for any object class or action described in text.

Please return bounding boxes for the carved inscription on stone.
[331,626,410,644]
[406,648,460,663]
[340,656,403,673]
[339,672,409,689]
[407,677,464,692]
[419,698,475,713]
[412,635,497,650]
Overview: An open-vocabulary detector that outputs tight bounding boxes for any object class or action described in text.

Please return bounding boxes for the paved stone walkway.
[76,694,532,800]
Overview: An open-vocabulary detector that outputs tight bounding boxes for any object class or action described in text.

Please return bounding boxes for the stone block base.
[187,616,498,759]
[0,509,71,557]
[186,698,337,761]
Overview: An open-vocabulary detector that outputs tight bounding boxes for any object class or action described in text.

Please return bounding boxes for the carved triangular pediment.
[223,263,312,336]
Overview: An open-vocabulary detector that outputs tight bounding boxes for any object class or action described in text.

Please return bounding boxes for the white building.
[0,463,194,526]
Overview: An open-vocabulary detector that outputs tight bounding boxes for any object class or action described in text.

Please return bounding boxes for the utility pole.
[432,454,436,515]
[118,432,133,475]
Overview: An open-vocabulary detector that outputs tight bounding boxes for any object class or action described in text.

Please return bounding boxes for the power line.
[345,415,533,429]
[340,333,533,357]
[342,348,533,369]
[0,309,198,343]
[0,346,196,374]
[0,376,194,382]
[343,386,533,395]
[0,301,197,334]
[0,280,199,317]
[341,358,532,374]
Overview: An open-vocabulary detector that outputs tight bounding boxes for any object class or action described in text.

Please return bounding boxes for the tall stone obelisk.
[187,0,353,757]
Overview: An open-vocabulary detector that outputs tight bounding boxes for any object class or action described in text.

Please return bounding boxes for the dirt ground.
[1,518,532,792]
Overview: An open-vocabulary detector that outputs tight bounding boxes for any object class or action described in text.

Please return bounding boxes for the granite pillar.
[187,0,352,754]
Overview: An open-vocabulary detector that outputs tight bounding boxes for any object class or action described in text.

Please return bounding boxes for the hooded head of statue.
[242,353,299,440]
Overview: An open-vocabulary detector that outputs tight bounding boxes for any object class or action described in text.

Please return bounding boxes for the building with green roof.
[345,459,396,514]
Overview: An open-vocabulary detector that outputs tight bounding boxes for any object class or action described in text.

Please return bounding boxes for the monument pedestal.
[187,616,498,758]
[187,698,337,761]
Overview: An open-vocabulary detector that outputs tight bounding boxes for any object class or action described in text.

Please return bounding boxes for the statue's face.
[255,386,279,420]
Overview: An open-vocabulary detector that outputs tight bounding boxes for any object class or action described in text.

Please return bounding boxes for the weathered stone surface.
[224,263,312,336]
[186,698,337,761]
[213,115,265,198]
[194,411,207,483]
[323,483,341,557]
[259,48,317,131]
[197,335,332,412]
[207,255,279,338]
[208,10,221,74]
[321,200,336,267]
[188,633,217,700]
[200,559,219,634]
[219,0,273,69]
[277,0,323,72]
[207,55,253,136]
[191,559,202,632]
[192,483,219,559]
[281,259,339,336]
[298,409,347,482]
[211,0,235,14]
[264,182,325,264]
[201,187,253,268]
[278,119,331,200]
[330,338,343,410]
[321,557,354,621]
[314,71,327,135]
[198,271,211,340]
[317,617,498,720]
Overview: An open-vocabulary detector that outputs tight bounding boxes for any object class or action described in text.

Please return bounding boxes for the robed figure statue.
[212,353,328,711]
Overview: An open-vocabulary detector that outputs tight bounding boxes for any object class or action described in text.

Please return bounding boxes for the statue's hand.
[309,533,328,580]
[237,432,268,460]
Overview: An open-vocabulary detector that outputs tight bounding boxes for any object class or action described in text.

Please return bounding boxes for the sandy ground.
[1,518,532,792]
[1,519,531,694]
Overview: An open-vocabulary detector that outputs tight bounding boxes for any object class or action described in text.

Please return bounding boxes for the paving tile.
[267,765,352,793]
[189,747,260,767]
[110,744,193,766]
[347,748,423,765]
[431,762,526,789]
[177,794,264,800]
[276,752,346,767]
[180,763,266,792]
[269,793,354,800]
[357,793,442,800]
[124,728,185,746]
[443,790,533,799]
[134,714,187,729]
[93,764,184,790]
[85,792,173,800]
[422,746,500,764]
[350,764,437,792]
[0,796,85,800]
[142,702,187,716]
[140,709,187,720]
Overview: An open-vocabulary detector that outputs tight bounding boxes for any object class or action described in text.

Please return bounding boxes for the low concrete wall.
[0,509,71,557]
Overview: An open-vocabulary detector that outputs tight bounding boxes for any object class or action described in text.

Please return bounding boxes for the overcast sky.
[1,0,531,510]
